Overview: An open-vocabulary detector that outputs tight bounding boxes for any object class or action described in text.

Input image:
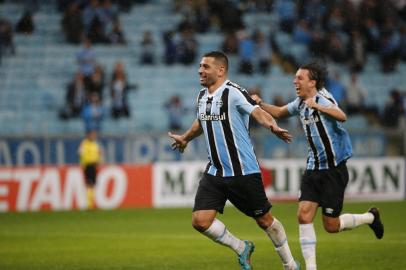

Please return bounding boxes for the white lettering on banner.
[0,170,11,211]
[17,142,41,166]
[14,169,40,211]
[153,161,204,207]
[345,158,405,200]
[0,166,129,212]
[0,141,12,166]
[31,169,62,211]
[95,167,127,209]
[63,168,87,210]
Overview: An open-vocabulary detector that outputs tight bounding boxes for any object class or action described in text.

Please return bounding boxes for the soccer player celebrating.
[168,51,300,270]
[252,62,384,270]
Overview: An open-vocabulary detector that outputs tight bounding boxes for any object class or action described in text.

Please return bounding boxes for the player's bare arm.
[304,98,347,122]
[251,94,290,119]
[251,107,292,143]
[168,119,203,153]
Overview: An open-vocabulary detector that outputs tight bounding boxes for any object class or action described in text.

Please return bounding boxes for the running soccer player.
[252,62,384,270]
[169,51,300,270]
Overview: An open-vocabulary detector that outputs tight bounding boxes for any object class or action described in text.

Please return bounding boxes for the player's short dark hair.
[299,62,328,90]
[203,51,229,71]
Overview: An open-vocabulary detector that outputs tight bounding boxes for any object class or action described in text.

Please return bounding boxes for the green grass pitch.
[1,201,405,269]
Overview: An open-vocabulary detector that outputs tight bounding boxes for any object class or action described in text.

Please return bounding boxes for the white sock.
[265,218,296,269]
[339,212,374,231]
[203,218,245,254]
[299,223,317,270]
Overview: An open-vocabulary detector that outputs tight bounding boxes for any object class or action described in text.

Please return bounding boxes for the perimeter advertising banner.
[152,158,406,207]
[0,165,152,212]
[0,158,404,212]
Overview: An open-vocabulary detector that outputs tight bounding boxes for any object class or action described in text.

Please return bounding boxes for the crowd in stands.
[0,0,405,133]
[59,37,137,132]
[60,0,127,45]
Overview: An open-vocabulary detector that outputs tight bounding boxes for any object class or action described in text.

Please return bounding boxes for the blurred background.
[0,0,405,166]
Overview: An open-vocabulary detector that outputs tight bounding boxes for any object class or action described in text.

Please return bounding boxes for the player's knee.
[323,220,340,233]
[255,212,274,229]
[192,218,211,232]
[297,210,312,224]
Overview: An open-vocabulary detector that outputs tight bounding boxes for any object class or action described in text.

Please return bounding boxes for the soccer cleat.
[238,240,255,270]
[368,207,384,239]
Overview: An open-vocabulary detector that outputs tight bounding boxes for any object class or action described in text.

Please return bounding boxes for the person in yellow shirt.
[78,130,102,209]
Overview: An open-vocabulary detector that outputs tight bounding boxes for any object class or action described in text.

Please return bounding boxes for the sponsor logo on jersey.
[200,113,227,121]
[303,115,320,125]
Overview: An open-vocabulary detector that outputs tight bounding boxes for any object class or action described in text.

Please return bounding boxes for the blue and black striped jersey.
[287,91,353,170]
[196,80,260,177]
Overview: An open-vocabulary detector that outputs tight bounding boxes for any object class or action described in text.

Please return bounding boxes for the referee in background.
[78,129,102,209]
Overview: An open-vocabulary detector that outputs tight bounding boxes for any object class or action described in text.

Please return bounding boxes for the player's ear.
[309,79,316,89]
[218,64,226,77]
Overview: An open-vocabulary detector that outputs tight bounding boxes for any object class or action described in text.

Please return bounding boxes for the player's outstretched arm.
[251,107,292,143]
[168,119,203,153]
[304,98,347,122]
[251,94,290,119]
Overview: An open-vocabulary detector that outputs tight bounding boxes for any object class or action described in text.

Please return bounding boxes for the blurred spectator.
[140,30,155,65]
[237,30,255,75]
[221,31,238,54]
[61,2,83,44]
[176,29,198,65]
[275,0,296,33]
[253,29,272,74]
[292,19,312,46]
[0,18,16,64]
[328,31,347,63]
[76,37,97,78]
[211,1,243,32]
[81,92,105,132]
[165,94,188,131]
[108,18,126,45]
[86,65,105,100]
[163,30,177,65]
[362,18,380,52]
[83,0,110,43]
[348,29,366,72]
[192,0,211,33]
[381,89,404,128]
[326,71,346,106]
[59,72,87,120]
[400,25,406,61]
[345,72,367,114]
[16,11,35,35]
[379,30,400,73]
[110,61,136,118]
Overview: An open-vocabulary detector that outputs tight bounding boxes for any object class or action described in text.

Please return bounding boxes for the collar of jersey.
[207,79,229,98]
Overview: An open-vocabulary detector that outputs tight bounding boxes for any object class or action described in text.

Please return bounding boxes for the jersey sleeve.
[230,88,259,115]
[287,97,301,115]
[317,94,335,107]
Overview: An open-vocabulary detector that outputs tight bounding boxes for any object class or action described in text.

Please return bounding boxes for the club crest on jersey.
[216,100,223,108]
[200,112,227,121]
